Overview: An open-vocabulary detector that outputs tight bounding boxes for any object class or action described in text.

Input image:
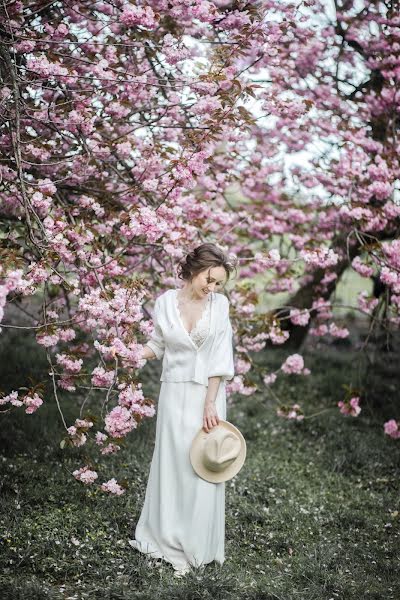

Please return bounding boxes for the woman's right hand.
[203,401,220,433]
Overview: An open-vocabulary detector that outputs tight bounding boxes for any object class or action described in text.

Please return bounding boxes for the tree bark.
[275,225,399,349]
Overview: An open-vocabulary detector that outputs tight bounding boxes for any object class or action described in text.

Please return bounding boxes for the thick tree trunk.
[275,223,399,349]
[274,234,360,349]
[274,232,359,348]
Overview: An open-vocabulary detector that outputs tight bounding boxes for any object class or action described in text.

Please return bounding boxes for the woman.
[129,243,236,577]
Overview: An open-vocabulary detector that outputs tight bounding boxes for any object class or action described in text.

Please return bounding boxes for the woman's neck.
[179,284,206,303]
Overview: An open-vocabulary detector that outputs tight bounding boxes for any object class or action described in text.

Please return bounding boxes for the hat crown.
[190,419,247,484]
[202,429,241,473]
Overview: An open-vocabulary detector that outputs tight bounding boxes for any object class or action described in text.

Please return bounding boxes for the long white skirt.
[129,379,227,571]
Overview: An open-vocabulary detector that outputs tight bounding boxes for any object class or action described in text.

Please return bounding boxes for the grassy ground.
[0,328,399,599]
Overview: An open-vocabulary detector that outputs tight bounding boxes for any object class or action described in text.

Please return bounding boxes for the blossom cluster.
[276,403,304,421]
[383,419,400,440]
[338,396,361,417]
[0,390,43,414]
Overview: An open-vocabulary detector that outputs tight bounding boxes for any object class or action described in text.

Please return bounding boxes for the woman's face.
[191,266,227,298]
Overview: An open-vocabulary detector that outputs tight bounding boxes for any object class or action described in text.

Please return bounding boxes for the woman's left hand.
[203,401,219,433]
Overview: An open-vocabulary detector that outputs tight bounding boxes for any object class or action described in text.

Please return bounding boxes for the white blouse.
[144,289,234,386]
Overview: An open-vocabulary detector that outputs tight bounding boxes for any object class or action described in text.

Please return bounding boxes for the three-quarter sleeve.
[208,296,235,381]
[145,297,165,360]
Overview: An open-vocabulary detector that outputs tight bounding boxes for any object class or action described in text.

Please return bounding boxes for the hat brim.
[190,419,247,483]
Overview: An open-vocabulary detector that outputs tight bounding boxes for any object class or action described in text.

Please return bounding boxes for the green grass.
[0,330,399,599]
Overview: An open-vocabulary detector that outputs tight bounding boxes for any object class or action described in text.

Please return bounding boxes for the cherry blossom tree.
[1,0,399,492]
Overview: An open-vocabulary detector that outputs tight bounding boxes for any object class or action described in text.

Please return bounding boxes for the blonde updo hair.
[177,243,237,284]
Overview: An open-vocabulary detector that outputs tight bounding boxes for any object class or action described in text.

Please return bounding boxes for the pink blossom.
[115,141,133,159]
[289,308,310,326]
[74,418,93,429]
[226,376,257,396]
[100,478,125,495]
[31,191,51,215]
[218,9,251,29]
[281,354,306,375]
[277,403,304,421]
[172,163,195,188]
[383,419,400,439]
[28,262,49,284]
[383,202,400,219]
[67,426,87,447]
[382,239,400,269]
[300,247,339,269]
[192,96,222,115]
[352,256,374,278]
[95,431,108,446]
[191,0,217,22]
[15,40,36,53]
[120,5,157,29]
[235,359,252,375]
[254,249,281,268]
[162,34,191,65]
[309,324,329,336]
[142,178,158,192]
[268,327,290,345]
[4,269,31,294]
[287,404,304,420]
[55,23,69,37]
[91,366,116,387]
[56,353,83,373]
[358,291,379,313]
[23,393,43,414]
[263,373,277,385]
[237,332,269,352]
[37,178,57,195]
[340,205,373,221]
[104,102,130,119]
[73,465,98,485]
[117,384,155,418]
[329,323,350,338]
[0,390,22,407]
[104,405,135,438]
[311,298,332,320]
[76,194,105,217]
[57,375,76,392]
[320,271,338,285]
[267,278,296,293]
[119,207,168,244]
[26,55,69,78]
[58,328,76,342]
[367,180,393,200]
[101,443,121,455]
[338,396,361,417]
[380,267,399,288]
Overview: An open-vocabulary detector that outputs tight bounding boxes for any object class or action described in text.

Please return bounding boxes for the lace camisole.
[175,291,211,348]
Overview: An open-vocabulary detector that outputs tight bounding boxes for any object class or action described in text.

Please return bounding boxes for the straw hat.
[190,420,246,483]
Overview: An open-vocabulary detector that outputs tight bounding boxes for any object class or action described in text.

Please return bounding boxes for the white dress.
[129,291,227,571]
